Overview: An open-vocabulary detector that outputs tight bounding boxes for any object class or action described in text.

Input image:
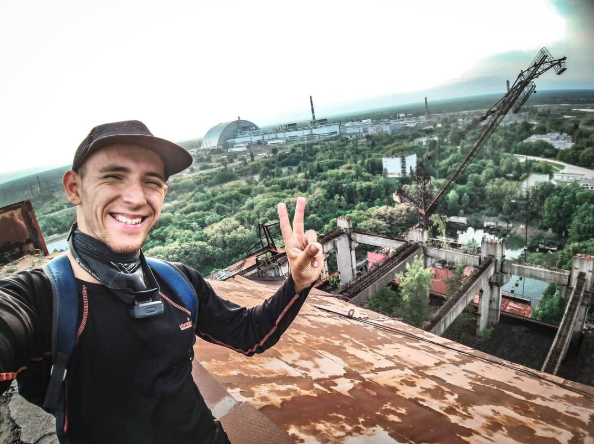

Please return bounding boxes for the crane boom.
[395,47,566,228]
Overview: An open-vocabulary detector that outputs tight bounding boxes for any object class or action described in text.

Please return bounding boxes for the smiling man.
[0,120,323,444]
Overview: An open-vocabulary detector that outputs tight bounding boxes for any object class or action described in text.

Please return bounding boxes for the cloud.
[0,0,587,175]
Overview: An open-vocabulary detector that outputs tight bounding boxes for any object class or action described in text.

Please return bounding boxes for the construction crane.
[394,47,567,228]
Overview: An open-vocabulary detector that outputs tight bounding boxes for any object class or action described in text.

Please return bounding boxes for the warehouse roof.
[198,275,594,443]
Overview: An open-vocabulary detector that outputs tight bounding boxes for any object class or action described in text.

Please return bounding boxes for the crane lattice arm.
[396,47,566,228]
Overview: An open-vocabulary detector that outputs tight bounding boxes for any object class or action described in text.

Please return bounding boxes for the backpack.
[39,255,197,436]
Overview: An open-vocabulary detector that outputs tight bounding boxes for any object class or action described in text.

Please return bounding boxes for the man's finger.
[296,242,322,268]
[305,229,317,246]
[277,203,293,242]
[292,197,306,236]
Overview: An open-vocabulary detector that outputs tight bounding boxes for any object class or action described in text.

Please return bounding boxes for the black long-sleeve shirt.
[0,261,310,443]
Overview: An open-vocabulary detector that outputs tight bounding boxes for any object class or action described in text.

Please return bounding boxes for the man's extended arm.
[0,271,53,394]
[176,264,312,356]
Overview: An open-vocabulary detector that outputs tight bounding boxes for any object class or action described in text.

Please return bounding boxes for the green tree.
[532,288,566,324]
[446,190,460,216]
[430,214,448,247]
[568,203,594,243]
[445,305,475,342]
[556,239,594,270]
[540,185,579,235]
[462,238,479,254]
[445,265,465,297]
[461,192,470,210]
[365,287,401,317]
[397,255,432,327]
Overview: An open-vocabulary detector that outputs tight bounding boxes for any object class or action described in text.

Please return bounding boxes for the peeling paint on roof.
[197,275,594,443]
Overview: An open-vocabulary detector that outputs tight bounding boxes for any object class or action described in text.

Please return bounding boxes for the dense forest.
[143,107,594,276]
[15,102,594,279]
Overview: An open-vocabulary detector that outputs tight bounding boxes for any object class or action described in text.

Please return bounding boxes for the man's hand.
[278,197,323,293]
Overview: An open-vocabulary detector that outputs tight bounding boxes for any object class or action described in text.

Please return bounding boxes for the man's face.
[71,144,167,253]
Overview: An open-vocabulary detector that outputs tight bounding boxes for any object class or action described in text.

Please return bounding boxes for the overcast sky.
[0,0,592,175]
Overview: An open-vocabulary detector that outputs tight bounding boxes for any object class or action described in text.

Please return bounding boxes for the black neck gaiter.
[67,224,159,304]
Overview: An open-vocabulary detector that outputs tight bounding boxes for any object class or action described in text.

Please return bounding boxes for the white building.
[414,136,438,145]
[520,173,550,195]
[382,154,418,178]
[523,133,574,150]
[554,172,586,184]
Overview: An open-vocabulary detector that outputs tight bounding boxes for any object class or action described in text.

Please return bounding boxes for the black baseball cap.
[72,120,193,179]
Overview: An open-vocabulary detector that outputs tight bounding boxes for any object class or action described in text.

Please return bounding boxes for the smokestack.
[310,95,316,122]
[506,80,510,92]
[424,97,429,119]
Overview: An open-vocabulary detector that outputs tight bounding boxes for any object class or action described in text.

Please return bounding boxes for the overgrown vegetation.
[365,255,432,328]
[1,95,592,280]
[532,284,566,324]
[396,256,432,327]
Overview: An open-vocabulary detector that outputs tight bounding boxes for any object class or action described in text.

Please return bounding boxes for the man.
[0,120,323,443]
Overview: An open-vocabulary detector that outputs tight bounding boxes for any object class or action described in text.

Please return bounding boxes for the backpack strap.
[147,258,198,325]
[41,255,79,416]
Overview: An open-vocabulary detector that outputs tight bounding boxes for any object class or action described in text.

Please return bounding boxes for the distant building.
[520,173,550,195]
[554,172,586,184]
[202,119,260,149]
[382,154,417,178]
[228,145,247,153]
[202,118,340,148]
[414,136,438,146]
[523,133,574,150]
[447,216,468,225]
[484,219,513,229]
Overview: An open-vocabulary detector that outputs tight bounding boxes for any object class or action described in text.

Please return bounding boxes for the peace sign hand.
[277,197,323,293]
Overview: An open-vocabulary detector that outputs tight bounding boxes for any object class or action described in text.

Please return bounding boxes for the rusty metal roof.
[198,275,594,443]
[0,200,48,264]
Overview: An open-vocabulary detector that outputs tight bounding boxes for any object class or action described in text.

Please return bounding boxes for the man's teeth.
[114,215,142,225]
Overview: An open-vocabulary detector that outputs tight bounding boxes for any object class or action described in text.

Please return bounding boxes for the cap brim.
[88,134,193,178]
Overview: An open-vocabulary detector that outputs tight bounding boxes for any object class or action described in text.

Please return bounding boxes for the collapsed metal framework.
[246,221,280,254]
[395,47,567,228]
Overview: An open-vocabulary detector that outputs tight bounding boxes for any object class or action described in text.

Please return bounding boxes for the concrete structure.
[201,119,259,149]
[382,154,417,178]
[424,258,495,336]
[335,217,358,286]
[523,132,574,150]
[413,136,438,145]
[542,270,590,375]
[201,117,341,149]
[520,173,550,194]
[338,243,422,305]
[554,171,586,184]
[228,122,341,146]
[447,216,467,225]
[212,216,594,379]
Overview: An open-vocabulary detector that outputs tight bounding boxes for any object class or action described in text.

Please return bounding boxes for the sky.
[0,0,592,176]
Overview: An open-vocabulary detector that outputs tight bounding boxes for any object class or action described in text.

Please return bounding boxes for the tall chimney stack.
[310,95,316,122]
[506,80,510,92]
[424,97,429,119]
